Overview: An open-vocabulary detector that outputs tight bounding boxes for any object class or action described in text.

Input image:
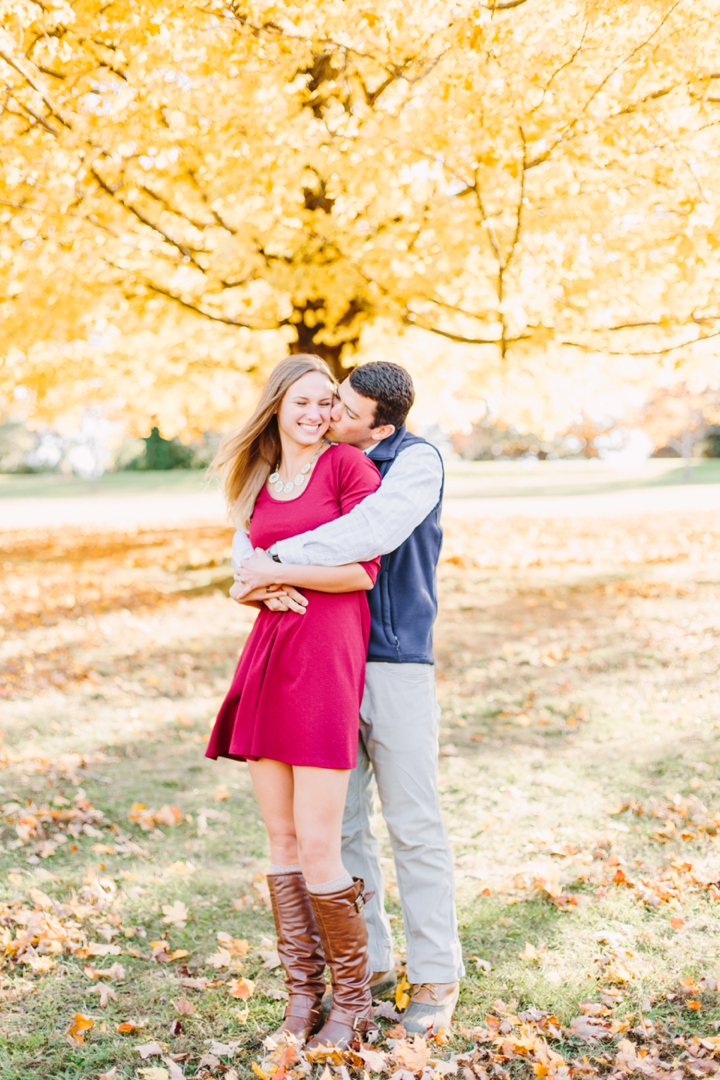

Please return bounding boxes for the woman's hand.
[229,579,308,615]
[235,547,281,594]
[264,586,308,614]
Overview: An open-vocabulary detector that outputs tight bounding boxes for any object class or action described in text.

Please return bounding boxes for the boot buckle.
[355,889,375,912]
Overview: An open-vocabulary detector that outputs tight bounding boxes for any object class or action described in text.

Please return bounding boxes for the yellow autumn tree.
[1,0,720,435]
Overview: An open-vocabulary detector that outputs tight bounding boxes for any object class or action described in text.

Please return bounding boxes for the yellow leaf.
[229,976,255,1000]
[395,973,411,1012]
[66,1013,94,1043]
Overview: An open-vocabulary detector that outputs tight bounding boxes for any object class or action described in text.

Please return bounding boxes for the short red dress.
[206,444,381,770]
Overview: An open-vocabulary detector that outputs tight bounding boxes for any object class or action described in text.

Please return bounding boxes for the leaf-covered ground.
[1,503,720,1079]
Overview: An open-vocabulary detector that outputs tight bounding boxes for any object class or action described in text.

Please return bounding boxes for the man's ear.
[370,424,395,443]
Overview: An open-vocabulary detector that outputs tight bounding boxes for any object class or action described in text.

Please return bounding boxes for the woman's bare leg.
[292,766,350,886]
[247,759,299,865]
[247,760,350,884]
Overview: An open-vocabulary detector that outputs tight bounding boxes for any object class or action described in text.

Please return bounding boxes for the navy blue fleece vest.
[366,426,443,664]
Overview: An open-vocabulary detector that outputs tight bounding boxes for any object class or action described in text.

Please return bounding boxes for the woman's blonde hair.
[211,354,335,527]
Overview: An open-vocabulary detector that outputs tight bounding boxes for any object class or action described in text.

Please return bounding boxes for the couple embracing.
[206,355,464,1050]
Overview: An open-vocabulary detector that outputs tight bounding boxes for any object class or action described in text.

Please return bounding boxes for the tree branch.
[561,327,720,356]
[90,166,207,267]
[0,28,73,130]
[140,279,279,330]
[404,313,501,345]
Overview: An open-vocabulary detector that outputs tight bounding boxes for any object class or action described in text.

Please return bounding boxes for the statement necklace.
[269,441,327,494]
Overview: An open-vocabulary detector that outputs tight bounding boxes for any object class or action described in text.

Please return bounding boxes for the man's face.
[328,379,395,450]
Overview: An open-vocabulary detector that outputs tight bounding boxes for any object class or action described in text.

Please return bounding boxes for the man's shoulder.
[394,437,444,473]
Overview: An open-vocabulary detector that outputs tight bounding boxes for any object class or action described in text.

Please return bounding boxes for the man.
[233,361,464,1033]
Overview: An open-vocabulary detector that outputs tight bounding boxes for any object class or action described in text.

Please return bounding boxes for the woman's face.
[276,370,334,448]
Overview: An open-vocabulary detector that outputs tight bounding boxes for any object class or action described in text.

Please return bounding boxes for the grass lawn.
[1,458,719,502]
[1,491,720,1078]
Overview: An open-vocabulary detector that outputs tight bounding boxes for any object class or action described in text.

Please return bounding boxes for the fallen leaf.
[89,983,117,1008]
[137,1070,170,1080]
[66,1013,94,1043]
[615,1038,638,1071]
[267,988,289,1000]
[85,961,126,981]
[98,1069,118,1080]
[393,1036,430,1071]
[259,948,281,970]
[214,785,230,801]
[206,947,233,969]
[162,1058,186,1080]
[117,1021,138,1034]
[172,998,196,1015]
[88,942,122,957]
[198,1053,221,1069]
[217,931,250,958]
[162,901,189,929]
[395,973,411,1012]
[360,1047,389,1071]
[209,1039,241,1056]
[670,916,684,930]
[180,976,209,990]
[229,976,255,1000]
[136,1041,165,1059]
[570,1016,612,1042]
[687,1000,702,1011]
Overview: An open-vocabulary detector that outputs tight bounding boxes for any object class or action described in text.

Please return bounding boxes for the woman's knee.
[267,826,298,861]
[296,832,337,868]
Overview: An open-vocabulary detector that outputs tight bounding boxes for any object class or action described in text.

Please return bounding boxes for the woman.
[207,355,381,1049]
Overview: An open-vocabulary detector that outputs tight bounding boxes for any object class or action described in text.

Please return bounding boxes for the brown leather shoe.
[402,981,460,1034]
[267,872,326,1043]
[305,878,378,1051]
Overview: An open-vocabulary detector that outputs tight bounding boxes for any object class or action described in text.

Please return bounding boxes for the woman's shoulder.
[327,442,378,474]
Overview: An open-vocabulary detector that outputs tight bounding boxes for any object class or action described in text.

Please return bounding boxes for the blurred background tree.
[1,0,720,441]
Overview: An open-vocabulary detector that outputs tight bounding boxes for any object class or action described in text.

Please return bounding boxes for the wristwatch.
[269,545,281,563]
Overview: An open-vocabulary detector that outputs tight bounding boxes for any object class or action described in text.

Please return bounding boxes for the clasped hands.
[230,547,308,615]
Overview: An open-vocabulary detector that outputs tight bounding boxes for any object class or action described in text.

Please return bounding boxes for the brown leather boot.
[305,878,378,1051]
[267,871,326,1043]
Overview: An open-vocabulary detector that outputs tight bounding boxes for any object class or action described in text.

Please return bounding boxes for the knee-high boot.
[267,871,326,1042]
[305,877,378,1050]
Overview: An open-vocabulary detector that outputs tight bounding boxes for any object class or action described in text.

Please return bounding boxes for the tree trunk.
[288,303,360,381]
[289,335,348,381]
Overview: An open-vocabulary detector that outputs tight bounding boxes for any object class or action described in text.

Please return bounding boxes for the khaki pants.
[341,662,465,983]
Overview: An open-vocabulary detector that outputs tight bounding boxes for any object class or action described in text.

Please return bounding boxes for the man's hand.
[235,548,279,595]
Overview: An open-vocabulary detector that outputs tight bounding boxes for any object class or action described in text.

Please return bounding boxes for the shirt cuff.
[274,535,306,565]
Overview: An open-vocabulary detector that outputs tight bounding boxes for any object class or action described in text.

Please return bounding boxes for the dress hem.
[206,748,356,770]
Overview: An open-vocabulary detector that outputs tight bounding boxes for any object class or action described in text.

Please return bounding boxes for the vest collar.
[366,424,409,464]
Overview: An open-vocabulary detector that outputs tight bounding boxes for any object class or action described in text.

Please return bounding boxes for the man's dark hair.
[348,362,415,430]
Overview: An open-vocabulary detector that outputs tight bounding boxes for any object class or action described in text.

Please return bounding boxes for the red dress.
[206,444,381,770]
